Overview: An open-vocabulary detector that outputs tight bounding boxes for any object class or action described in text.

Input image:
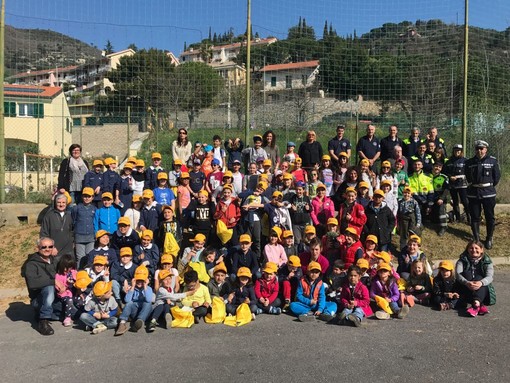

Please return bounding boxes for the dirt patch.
[0,224,39,289]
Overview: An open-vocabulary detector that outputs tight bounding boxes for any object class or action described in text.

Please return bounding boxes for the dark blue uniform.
[83,170,104,205]
[443,156,469,222]
[356,135,380,162]
[465,153,500,247]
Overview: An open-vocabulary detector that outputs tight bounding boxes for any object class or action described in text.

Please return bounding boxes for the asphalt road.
[1,272,509,383]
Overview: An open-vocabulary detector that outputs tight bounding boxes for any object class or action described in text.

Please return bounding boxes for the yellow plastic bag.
[224,303,252,327]
[188,261,210,284]
[375,295,394,315]
[170,306,194,328]
[204,296,226,324]
[216,220,233,245]
[164,232,180,257]
[397,278,408,291]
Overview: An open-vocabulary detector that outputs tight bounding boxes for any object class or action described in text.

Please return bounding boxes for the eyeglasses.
[40,245,54,250]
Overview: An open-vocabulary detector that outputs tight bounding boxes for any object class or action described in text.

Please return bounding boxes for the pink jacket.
[55,269,77,298]
[311,196,335,225]
[263,244,288,267]
[340,281,373,316]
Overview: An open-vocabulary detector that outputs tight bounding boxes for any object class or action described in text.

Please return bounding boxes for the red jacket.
[340,240,363,268]
[214,198,241,228]
[254,277,279,303]
[338,202,366,235]
[340,281,373,316]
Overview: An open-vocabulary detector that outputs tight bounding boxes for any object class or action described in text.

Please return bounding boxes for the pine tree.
[208,27,212,41]
[323,20,328,39]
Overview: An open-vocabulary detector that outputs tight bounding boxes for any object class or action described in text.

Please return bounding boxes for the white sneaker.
[92,323,107,334]
[375,310,391,320]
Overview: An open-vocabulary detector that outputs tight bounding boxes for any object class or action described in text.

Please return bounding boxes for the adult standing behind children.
[356,124,381,169]
[380,125,403,162]
[171,128,192,163]
[262,130,280,171]
[57,144,89,205]
[465,140,500,249]
[298,130,323,170]
[40,193,74,257]
[328,124,352,167]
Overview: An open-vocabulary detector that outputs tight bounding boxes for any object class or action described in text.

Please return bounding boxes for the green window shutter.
[3,102,16,117]
[36,103,44,118]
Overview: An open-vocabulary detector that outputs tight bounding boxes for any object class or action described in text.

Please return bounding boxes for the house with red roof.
[260,60,320,93]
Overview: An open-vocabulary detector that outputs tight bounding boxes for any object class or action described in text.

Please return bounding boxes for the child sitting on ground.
[154,253,180,293]
[254,262,282,315]
[326,259,347,304]
[278,255,303,312]
[432,260,459,311]
[207,262,232,299]
[79,281,118,334]
[226,267,258,320]
[263,227,288,269]
[338,265,372,327]
[181,270,212,324]
[55,254,78,327]
[115,265,154,336]
[370,263,409,320]
[402,260,433,307]
[397,234,430,279]
[356,258,371,288]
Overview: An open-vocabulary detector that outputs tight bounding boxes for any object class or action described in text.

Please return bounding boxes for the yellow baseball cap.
[308,261,322,272]
[288,255,301,267]
[327,217,338,226]
[101,192,113,200]
[263,262,278,274]
[141,229,153,240]
[142,189,154,199]
[95,229,109,239]
[93,281,112,297]
[82,187,94,196]
[74,270,92,289]
[237,267,252,278]
[93,255,108,265]
[160,253,174,264]
[190,233,206,243]
[152,152,162,160]
[119,247,133,257]
[118,216,131,226]
[239,234,252,243]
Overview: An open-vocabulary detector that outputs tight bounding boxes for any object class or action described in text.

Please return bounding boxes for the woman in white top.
[171,128,192,162]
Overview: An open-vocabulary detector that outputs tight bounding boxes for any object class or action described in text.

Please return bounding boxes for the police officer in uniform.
[431,162,449,236]
[465,140,500,249]
[443,144,469,223]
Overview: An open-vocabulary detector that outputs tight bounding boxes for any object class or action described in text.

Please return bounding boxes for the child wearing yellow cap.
[180,233,206,271]
[84,230,117,268]
[241,181,270,260]
[153,172,176,211]
[110,216,141,257]
[83,159,104,207]
[230,234,260,281]
[339,227,364,269]
[290,261,337,322]
[139,189,163,232]
[397,186,423,249]
[207,262,232,299]
[145,152,165,190]
[115,266,154,336]
[84,255,110,288]
[397,235,430,279]
[213,186,241,238]
[187,190,214,243]
[364,189,395,252]
[226,267,258,320]
[118,163,135,213]
[79,281,118,334]
[110,247,138,306]
[123,195,142,231]
[94,192,121,234]
[133,229,160,278]
[370,263,409,320]
[432,260,459,311]
[254,262,282,315]
[320,154,334,196]
[157,205,182,256]
[278,255,303,312]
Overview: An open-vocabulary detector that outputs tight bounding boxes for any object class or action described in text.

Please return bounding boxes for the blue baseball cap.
[287,141,296,147]
[211,158,220,166]
[204,145,213,152]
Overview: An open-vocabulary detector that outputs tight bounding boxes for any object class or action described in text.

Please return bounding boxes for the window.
[4,102,16,117]
[285,75,292,89]
[271,76,276,87]
[66,118,72,133]
[18,103,44,118]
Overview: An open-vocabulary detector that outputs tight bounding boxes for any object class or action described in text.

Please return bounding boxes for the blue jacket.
[102,169,121,195]
[139,203,162,232]
[295,277,326,312]
[85,247,118,268]
[94,206,121,234]
[119,176,134,210]
[71,203,96,243]
[145,166,165,190]
[110,261,137,286]
[125,285,154,304]
[133,244,160,276]
[111,228,140,254]
[83,170,104,202]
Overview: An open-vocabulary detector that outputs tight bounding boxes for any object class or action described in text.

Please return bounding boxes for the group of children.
[44,133,493,335]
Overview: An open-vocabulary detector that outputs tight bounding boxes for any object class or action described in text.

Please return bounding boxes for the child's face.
[378,269,390,281]
[162,263,172,270]
[412,262,424,276]
[249,164,257,174]
[305,233,316,242]
[283,178,292,187]
[345,234,355,245]
[408,241,420,254]
[135,279,144,288]
[296,186,304,196]
[118,224,129,234]
[214,271,226,284]
[182,178,190,184]
[284,236,294,246]
[361,164,369,172]
[205,253,215,263]
[382,185,391,194]
[109,163,118,170]
[158,179,167,186]
[102,198,113,207]
[264,272,275,281]
[295,161,301,168]
[153,158,162,166]
[322,160,330,168]
[239,276,250,285]
[101,290,112,300]
[345,192,356,204]
[198,193,207,204]
[365,240,376,251]
[381,166,390,174]
[359,187,368,196]
[440,268,452,279]
[99,235,110,246]
[287,146,295,153]
[269,233,279,244]
[348,271,360,285]
[310,245,321,260]
[120,255,132,265]
[162,276,173,288]
[308,269,320,281]
[94,165,102,173]
[143,197,153,206]
[93,264,105,274]
[222,189,232,199]
[240,241,252,253]
[332,267,343,275]
[403,191,412,200]
[287,265,297,273]
[187,280,199,290]
[213,139,221,147]
[280,162,289,172]
[311,172,318,180]
[163,209,173,221]
[193,241,205,251]
[360,267,368,274]
[141,237,151,247]
[327,224,337,233]
[395,162,403,171]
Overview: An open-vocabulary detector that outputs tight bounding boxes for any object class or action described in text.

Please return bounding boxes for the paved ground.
[1,272,509,383]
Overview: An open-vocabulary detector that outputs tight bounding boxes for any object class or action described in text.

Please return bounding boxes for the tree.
[323,21,329,39]
[127,43,138,52]
[170,62,224,126]
[104,40,114,54]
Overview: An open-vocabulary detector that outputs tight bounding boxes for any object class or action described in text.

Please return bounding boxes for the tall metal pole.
[127,106,131,158]
[462,0,469,150]
[244,0,251,145]
[0,0,6,203]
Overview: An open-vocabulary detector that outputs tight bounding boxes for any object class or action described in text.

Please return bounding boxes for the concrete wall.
[0,204,49,227]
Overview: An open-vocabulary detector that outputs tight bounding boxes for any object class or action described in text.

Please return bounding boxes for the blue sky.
[6,0,510,55]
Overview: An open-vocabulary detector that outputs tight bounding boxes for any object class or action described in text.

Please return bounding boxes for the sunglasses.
[40,245,54,250]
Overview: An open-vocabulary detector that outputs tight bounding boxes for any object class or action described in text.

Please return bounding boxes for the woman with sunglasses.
[298,130,323,171]
[171,128,192,163]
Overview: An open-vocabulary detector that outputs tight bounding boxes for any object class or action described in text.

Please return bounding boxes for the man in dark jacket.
[22,237,62,335]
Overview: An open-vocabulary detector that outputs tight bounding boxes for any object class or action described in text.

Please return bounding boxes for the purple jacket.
[369,277,399,302]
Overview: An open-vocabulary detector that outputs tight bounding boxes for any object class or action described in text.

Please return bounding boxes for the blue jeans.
[120,301,152,322]
[31,286,55,320]
[112,280,122,301]
[79,312,118,329]
[341,307,365,321]
[290,301,337,316]
[151,303,170,321]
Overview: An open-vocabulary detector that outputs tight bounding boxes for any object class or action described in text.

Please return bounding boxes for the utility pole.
[245,0,251,145]
[0,0,6,203]
[462,0,469,150]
